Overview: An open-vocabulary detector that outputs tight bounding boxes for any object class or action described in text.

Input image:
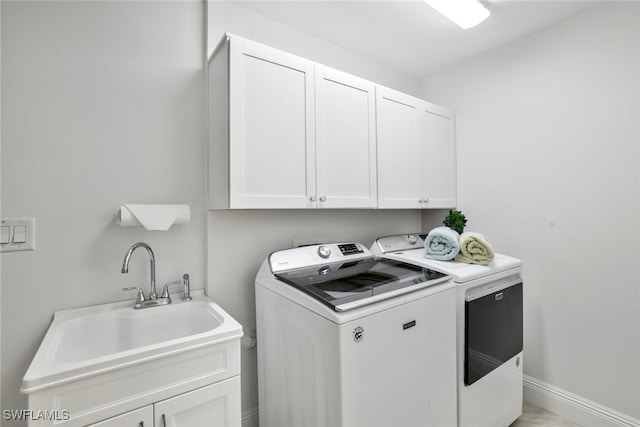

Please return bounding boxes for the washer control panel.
[337,243,364,256]
[270,242,370,273]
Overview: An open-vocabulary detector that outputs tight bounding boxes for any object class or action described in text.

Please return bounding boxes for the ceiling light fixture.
[423,0,490,30]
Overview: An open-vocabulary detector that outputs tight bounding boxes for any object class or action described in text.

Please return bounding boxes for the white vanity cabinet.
[376,86,457,209]
[89,377,241,427]
[88,406,152,427]
[22,295,243,427]
[154,377,241,427]
[208,34,377,209]
[26,340,241,427]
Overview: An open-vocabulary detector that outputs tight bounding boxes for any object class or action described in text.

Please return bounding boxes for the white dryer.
[372,234,524,427]
[255,242,458,427]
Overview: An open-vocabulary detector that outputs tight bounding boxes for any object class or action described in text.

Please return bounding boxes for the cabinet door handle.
[138,422,144,427]
[319,195,327,202]
[309,195,316,202]
[161,414,166,427]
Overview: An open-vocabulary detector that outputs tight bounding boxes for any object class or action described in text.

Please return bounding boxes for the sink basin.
[49,300,223,363]
[22,292,243,393]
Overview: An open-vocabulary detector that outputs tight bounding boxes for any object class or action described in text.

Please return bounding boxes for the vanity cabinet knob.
[309,195,317,202]
[319,195,327,202]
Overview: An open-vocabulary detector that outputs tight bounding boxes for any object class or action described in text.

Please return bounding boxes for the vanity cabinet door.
[88,406,153,427]
[315,66,377,208]
[228,37,316,209]
[154,376,241,427]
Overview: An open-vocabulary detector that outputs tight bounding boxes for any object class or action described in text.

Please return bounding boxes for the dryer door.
[464,277,523,386]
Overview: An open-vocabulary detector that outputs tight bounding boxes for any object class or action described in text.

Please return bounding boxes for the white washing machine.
[371,234,524,427]
[255,242,458,427]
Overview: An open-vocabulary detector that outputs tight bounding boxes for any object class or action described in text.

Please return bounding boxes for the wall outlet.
[0,218,36,252]
[292,236,328,248]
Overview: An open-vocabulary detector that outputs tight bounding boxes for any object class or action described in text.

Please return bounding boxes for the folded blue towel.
[424,227,460,261]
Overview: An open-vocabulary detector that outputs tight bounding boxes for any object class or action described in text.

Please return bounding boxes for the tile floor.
[511,402,579,426]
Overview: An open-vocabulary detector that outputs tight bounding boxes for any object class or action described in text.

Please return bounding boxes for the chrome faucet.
[121,242,192,309]
[121,242,158,300]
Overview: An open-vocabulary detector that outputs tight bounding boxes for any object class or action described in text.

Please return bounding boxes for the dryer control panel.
[269,243,370,273]
[370,234,426,255]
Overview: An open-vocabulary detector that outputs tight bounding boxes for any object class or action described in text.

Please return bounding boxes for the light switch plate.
[0,218,36,252]
[0,226,10,244]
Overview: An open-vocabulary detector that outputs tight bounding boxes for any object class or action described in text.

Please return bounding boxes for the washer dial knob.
[317,245,331,259]
[406,235,418,245]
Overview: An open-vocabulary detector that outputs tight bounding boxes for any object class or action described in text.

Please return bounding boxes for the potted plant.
[443,209,467,234]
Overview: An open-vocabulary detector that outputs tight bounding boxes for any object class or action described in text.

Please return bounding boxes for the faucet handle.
[122,287,146,304]
[160,280,182,299]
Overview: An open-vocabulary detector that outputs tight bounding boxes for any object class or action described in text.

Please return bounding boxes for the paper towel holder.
[116,204,191,231]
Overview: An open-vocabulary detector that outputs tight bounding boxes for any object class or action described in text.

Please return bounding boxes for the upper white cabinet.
[210,36,315,209]
[315,66,377,208]
[209,35,376,209]
[208,34,454,210]
[377,86,456,209]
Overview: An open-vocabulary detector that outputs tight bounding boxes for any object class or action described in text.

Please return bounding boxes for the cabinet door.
[376,87,422,208]
[419,104,456,208]
[154,376,241,427]
[315,66,377,208]
[88,406,153,427]
[229,38,315,208]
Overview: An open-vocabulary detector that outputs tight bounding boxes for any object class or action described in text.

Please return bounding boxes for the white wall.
[1,1,205,424]
[0,1,3,415]
[421,1,639,420]
[205,1,439,420]
[207,1,420,96]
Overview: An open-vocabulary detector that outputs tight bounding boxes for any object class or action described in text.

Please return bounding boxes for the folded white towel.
[455,232,494,265]
[424,227,460,261]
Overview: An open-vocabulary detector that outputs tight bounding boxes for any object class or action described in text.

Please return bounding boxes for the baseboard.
[242,406,259,427]
[523,375,639,427]
[241,381,639,427]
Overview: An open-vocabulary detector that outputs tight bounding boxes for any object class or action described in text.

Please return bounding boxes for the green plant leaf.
[443,209,467,234]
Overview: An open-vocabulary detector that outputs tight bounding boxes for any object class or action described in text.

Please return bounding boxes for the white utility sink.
[22,292,243,394]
